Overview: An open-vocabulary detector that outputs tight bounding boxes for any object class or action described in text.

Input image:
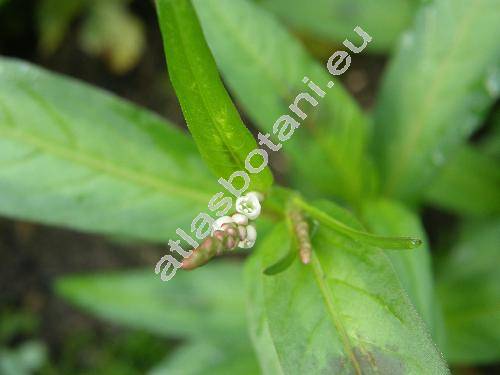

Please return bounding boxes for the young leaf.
[156,0,273,193]
[373,0,500,201]
[258,0,416,52]
[425,145,500,216]
[56,261,247,345]
[246,202,449,374]
[437,219,500,365]
[263,245,297,276]
[0,58,215,242]
[193,0,371,205]
[362,199,438,337]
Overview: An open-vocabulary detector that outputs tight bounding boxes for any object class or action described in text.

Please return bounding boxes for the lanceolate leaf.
[193,0,371,205]
[374,0,500,201]
[56,261,248,345]
[246,202,449,374]
[257,0,416,52]
[156,0,273,193]
[0,58,215,242]
[437,219,500,365]
[362,199,437,336]
[426,145,500,216]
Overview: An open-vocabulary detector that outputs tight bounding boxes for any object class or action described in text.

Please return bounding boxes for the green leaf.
[437,219,500,365]
[56,261,247,344]
[156,0,273,193]
[362,199,437,337]
[257,0,417,52]
[246,202,449,374]
[193,0,371,205]
[149,340,259,375]
[426,145,500,216]
[0,58,216,242]
[373,0,500,201]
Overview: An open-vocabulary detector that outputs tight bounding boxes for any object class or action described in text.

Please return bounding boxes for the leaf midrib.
[385,0,481,194]
[311,253,363,374]
[0,126,211,203]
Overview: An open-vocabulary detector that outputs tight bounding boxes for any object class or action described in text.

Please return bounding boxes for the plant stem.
[293,198,421,250]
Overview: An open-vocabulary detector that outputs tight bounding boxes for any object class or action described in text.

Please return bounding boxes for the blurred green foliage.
[37,0,145,74]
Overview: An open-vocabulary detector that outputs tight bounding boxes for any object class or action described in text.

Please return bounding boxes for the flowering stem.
[293,198,421,250]
[288,206,312,264]
[181,223,241,270]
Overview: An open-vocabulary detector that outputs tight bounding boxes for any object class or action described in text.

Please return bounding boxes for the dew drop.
[401,32,415,49]
[409,239,422,248]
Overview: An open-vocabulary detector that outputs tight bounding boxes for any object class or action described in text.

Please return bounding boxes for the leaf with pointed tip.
[245,201,449,374]
[374,0,500,201]
[156,0,273,193]
[362,199,438,337]
[193,0,371,205]
[295,198,422,250]
[437,219,500,365]
[0,58,216,242]
[263,246,297,276]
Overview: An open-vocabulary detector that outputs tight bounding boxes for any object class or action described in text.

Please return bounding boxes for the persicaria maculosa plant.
[154,0,421,282]
[1,0,499,373]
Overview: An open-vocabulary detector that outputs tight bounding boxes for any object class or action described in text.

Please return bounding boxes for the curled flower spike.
[182,222,241,270]
[182,191,264,270]
[236,192,262,220]
[182,217,259,270]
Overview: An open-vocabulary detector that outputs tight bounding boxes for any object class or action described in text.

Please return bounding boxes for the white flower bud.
[235,193,261,220]
[231,213,249,225]
[211,216,234,235]
[238,224,257,249]
[237,225,247,240]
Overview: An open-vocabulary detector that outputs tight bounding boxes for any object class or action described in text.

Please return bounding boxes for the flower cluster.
[211,191,263,249]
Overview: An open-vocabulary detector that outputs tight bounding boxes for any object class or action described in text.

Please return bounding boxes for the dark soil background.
[0,0,495,374]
